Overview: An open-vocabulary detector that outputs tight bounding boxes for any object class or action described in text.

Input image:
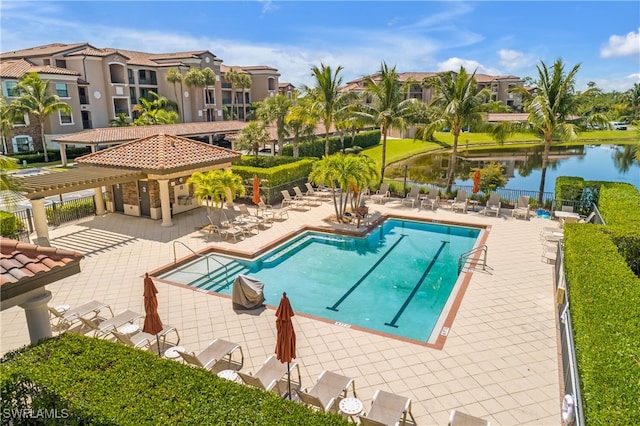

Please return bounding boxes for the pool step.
[191,261,250,292]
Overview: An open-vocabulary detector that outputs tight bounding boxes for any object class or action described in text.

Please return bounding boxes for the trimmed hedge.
[0,211,24,236]
[8,147,92,164]
[232,158,315,188]
[563,182,640,425]
[0,334,350,426]
[281,130,381,157]
[554,176,602,216]
[45,199,95,225]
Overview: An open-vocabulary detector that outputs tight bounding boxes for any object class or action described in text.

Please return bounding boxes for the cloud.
[584,73,640,92]
[436,57,501,75]
[600,28,640,58]
[498,49,536,70]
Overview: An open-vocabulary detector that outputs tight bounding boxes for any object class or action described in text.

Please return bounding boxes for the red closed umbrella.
[472,169,481,194]
[143,273,164,354]
[275,292,296,399]
[252,175,261,214]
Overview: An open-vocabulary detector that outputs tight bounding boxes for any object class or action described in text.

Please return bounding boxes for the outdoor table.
[164,346,186,360]
[339,397,364,422]
[118,323,139,336]
[217,369,239,382]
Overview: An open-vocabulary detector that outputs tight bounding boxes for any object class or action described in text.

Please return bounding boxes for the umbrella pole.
[287,361,291,400]
[156,335,161,356]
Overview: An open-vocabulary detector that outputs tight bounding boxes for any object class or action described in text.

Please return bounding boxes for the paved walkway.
[1,199,561,425]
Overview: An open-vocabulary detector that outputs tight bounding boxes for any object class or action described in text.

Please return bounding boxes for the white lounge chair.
[112,324,180,351]
[401,186,421,208]
[371,183,390,204]
[483,193,501,217]
[55,300,114,330]
[237,355,301,395]
[448,409,491,426]
[177,338,243,370]
[359,389,414,426]
[295,370,356,412]
[281,190,310,210]
[420,188,440,211]
[293,186,322,206]
[451,190,468,213]
[79,309,143,338]
[258,199,289,221]
[512,195,530,220]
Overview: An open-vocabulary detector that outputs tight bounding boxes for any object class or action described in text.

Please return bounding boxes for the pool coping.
[148,214,491,350]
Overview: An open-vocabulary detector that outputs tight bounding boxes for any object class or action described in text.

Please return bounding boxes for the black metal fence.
[46,196,97,227]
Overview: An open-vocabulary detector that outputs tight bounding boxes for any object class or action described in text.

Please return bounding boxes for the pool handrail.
[172,241,229,285]
[458,245,488,274]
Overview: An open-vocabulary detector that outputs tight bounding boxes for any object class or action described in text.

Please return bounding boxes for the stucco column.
[60,143,68,167]
[90,144,97,153]
[94,187,105,215]
[19,290,53,345]
[158,179,173,227]
[31,198,50,246]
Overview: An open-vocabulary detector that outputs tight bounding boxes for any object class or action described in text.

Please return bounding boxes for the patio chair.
[258,199,289,221]
[512,195,530,220]
[177,338,243,371]
[112,325,180,350]
[401,186,421,208]
[293,186,322,206]
[58,300,114,330]
[420,188,439,211]
[482,193,501,217]
[237,355,301,395]
[370,183,390,204]
[79,309,143,338]
[451,190,468,213]
[448,409,491,426]
[305,182,333,199]
[579,211,596,223]
[359,390,414,426]
[208,215,245,241]
[281,190,310,211]
[295,370,356,412]
[238,204,270,227]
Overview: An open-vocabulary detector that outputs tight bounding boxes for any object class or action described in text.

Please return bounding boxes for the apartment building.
[0,43,280,154]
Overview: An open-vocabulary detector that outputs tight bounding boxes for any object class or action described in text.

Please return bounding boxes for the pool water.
[159,219,481,343]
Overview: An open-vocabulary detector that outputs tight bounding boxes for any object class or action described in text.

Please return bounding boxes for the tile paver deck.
[0,200,561,425]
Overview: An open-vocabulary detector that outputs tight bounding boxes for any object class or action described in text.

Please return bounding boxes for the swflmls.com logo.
[2,408,70,420]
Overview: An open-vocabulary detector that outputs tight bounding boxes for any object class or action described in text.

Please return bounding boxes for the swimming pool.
[158,219,482,344]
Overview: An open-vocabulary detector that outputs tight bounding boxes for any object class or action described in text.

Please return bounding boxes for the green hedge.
[8,147,92,165]
[45,200,95,225]
[0,334,349,426]
[0,211,25,236]
[281,130,381,157]
[563,225,640,425]
[554,176,603,216]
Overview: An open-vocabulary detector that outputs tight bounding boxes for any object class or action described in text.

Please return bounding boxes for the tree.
[132,91,179,125]
[625,83,640,122]
[0,97,19,154]
[184,68,216,120]
[11,72,71,162]
[186,169,245,220]
[473,162,507,193]
[355,61,420,183]
[0,155,22,200]
[420,67,489,192]
[285,94,317,158]
[109,112,130,127]
[256,94,291,155]
[225,68,242,120]
[166,68,184,122]
[236,73,252,121]
[235,121,270,157]
[308,64,349,156]
[511,59,582,205]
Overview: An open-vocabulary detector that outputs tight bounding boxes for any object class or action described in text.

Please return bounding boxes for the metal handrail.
[172,241,229,284]
[458,244,488,273]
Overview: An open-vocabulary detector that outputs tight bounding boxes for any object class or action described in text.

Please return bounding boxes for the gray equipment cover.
[232,275,265,309]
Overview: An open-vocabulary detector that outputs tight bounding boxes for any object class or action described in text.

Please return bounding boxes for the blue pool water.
[159,219,481,343]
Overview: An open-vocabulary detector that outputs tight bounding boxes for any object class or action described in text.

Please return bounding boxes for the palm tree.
[308,64,349,156]
[109,112,130,127]
[355,62,420,183]
[166,68,184,122]
[309,153,379,222]
[224,68,241,120]
[184,67,216,120]
[187,169,245,220]
[625,82,640,121]
[511,59,582,205]
[236,73,252,121]
[285,94,317,158]
[11,72,71,162]
[1,97,19,154]
[132,91,179,125]
[420,67,489,192]
[256,94,292,155]
[235,121,270,157]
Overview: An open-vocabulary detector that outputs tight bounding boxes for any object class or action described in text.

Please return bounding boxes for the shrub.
[45,200,95,225]
[0,211,25,236]
[281,130,381,157]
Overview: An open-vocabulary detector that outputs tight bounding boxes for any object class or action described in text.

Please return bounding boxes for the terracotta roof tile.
[1,238,84,286]
[0,58,79,78]
[0,43,90,59]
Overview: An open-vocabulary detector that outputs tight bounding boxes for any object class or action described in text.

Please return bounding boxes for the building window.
[12,113,29,127]
[113,98,130,117]
[59,110,73,125]
[12,135,34,153]
[78,87,89,104]
[205,88,215,105]
[138,70,157,85]
[268,77,275,91]
[55,59,67,68]
[55,83,69,98]
[127,69,135,84]
[109,63,126,84]
[3,81,20,98]
[129,87,137,105]
[43,59,51,66]
[139,88,155,101]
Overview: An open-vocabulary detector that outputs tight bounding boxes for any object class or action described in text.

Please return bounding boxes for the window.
[3,81,20,98]
[55,59,67,68]
[78,87,89,104]
[129,87,137,105]
[55,83,69,97]
[59,110,73,125]
[205,88,215,105]
[267,77,275,91]
[127,69,135,84]
[13,113,29,127]
[138,69,157,85]
[12,135,34,153]
[43,59,51,66]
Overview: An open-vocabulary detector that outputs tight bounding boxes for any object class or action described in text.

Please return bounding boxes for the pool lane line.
[385,240,449,328]
[326,235,407,312]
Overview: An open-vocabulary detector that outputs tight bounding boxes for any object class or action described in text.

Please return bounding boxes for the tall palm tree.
[236,73,252,121]
[1,97,19,154]
[187,169,245,220]
[184,67,216,121]
[511,59,582,204]
[355,61,420,183]
[11,72,71,162]
[235,121,270,157]
[285,94,317,158]
[256,93,292,155]
[224,68,241,120]
[166,68,184,122]
[132,91,179,125]
[308,64,349,156]
[625,82,640,121]
[421,67,489,192]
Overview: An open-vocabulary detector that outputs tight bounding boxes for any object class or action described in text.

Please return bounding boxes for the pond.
[389,144,640,192]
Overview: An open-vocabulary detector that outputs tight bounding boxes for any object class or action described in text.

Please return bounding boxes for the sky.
[1,1,639,92]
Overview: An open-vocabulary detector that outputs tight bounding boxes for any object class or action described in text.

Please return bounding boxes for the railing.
[172,241,228,284]
[458,244,488,274]
[46,196,97,226]
[554,245,585,426]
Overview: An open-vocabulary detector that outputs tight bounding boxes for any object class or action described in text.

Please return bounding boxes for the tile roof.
[75,133,241,171]
[0,43,90,59]
[0,59,80,78]
[1,238,84,286]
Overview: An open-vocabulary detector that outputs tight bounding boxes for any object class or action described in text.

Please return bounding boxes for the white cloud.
[436,57,501,75]
[600,28,640,58]
[584,74,640,92]
[498,49,536,70]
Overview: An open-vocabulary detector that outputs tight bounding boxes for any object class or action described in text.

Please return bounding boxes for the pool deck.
[1,199,561,425]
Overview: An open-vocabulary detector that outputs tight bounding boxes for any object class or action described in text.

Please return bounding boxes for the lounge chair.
[258,199,289,221]
[238,204,270,229]
[420,188,439,211]
[401,186,420,208]
[293,186,322,206]
[56,300,114,329]
[112,325,180,350]
[483,193,501,217]
[208,215,245,241]
[579,211,596,223]
[305,182,333,199]
[542,244,558,264]
[448,409,491,426]
[177,338,243,370]
[281,190,310,211]
[79,309,143,338]
[512,195,530,220]
[359,390,414,426]
[371,183,390,204]
[237,355,301,395]
[295,370,356,412]
[451,190,468,213]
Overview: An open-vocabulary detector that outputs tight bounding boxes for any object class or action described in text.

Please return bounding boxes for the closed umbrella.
[472,169,481,194]
[275,292,296,399]
[252,175,261,214]
[143,273,164,355]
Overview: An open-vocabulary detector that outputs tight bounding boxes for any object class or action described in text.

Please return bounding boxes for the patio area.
[0,199,561,425]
